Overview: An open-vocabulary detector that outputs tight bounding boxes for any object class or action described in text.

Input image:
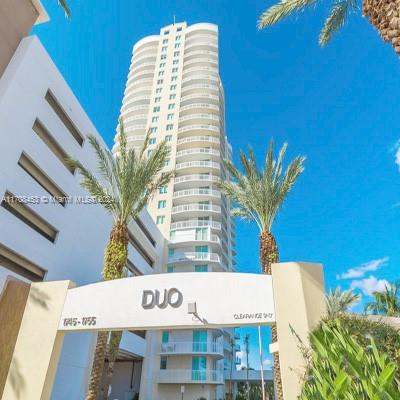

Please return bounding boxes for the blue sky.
[34,0,400,370]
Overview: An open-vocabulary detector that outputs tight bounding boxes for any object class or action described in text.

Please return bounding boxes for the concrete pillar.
[271,262,326,400]
[1,280,74,400]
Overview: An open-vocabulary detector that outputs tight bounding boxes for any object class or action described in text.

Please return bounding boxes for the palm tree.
[57,0,71,17]
[217,140,305,400]
[365,281,400,317]
[257,0,400,55]
[326,287,360,317]
[67,121,173,400]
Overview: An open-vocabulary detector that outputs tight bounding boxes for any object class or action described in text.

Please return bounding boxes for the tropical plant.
[257,0,400,54]
[57,0,71,17]
[299,318,400,399]
[217,140,305,400]
[365,281,400,317]
[326,287,360,317]
[67,121,173,400]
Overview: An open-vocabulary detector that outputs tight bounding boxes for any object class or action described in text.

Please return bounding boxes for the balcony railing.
[173,188,221,199]
[177,136,220,146]
[170,234,221,246]
[171,203,221,214]
[179,113,220,123]
[127,72,154,86]
[174,174,219,185]
[178,124,219,133]
[181,83,219,94]
[183,50,219,60]
[185,35,218,47]
[183,65,218,75]
[157,369,223,384]
[180,103,219,113]
[176,148,220,158]
[121,97,151,111]
[120,105,149,116]
[160,341,223,356]
[125,78,153,91]
[176,161,220,171]
[120,114,148,124]
[184,58,218,69]
[168,252,221,264]
[170,220,221,230]
[181,94,220,103]
[185,41,218,52]
[132,46,158,60]
[129,61,156,75]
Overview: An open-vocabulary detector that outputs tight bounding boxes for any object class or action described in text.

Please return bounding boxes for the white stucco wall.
[0,36,165,399]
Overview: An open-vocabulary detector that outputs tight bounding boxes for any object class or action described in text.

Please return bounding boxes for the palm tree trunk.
[85,223,128,400]
[102,330,123,400]
[85,331,109,400]
[260,230,284,400]
[363,0,400,54]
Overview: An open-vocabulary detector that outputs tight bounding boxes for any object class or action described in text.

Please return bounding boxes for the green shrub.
[300,317,400,399]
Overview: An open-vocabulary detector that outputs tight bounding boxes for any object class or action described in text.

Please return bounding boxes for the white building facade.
[0,35,165,400]
[114,22,238,400]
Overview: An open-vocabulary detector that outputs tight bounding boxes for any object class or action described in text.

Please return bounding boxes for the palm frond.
[57,0,71,18]
[71,121,173,226]
[65,157,117,217]
[218,140,305,232]
[326,287,360,317]
[257,0,319,29]
[364,282,400,317]
[319,0,357,46]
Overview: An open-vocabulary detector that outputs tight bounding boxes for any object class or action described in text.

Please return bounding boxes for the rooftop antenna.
[173,13,176,25]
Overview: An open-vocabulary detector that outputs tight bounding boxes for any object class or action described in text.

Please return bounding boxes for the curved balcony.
[181,94,220,107]
[121,97,151,112]
[181,84,219,98]
[120,105,149,118]
[133,38,159,55]
[175,160,220,173]
[130,55,156,67]
[125,78,153,92]
[168,252,221,264]
[184,50,218,63]
[177,135,220,148]
[184,58,218,70]
[171,203,221,217]
[132,45,158,60]
[127,72,154,86]
[179,124,219,134]
[173,188,221,205]
[124,125,147,134]
[185,34,218,47]
[170,234,222,249]
[182,74,219,86]
[160,342,223,357]
[179,113,220,126]
[185,43,218,56]
[176,148,220,163]
[157,369,223,385]
[174,174,219,188]
[121,114,148,124]
[123,90,151,104]
[180,103,220,116]
[183,66,218,79]
[113,135,145,146]
[170,220,221,231]
[129,62,156,77]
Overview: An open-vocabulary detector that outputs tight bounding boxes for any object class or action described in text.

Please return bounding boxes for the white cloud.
[263,359,272,368]
[350,275,389,296]
[336,257,389,280]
